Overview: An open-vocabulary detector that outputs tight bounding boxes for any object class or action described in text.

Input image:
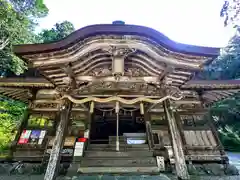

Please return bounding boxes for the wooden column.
[144,106,154,150]
[163,99,189,180]
[44,100,72,180]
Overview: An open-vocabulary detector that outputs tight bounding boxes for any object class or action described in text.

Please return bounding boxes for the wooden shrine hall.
[1,22,240,180]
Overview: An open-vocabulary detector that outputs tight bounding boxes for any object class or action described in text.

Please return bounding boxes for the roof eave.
[13,24,220,57]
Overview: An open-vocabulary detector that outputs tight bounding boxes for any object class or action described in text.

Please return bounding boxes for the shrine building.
[0,22,240,180]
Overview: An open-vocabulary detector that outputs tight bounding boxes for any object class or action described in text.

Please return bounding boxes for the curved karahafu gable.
[13,24,220,57]
[12,23,220,89]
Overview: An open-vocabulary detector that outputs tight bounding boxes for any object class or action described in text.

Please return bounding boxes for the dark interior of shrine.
[90,108,146,144]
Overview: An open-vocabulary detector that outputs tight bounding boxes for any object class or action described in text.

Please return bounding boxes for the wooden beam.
[30,39,204,70]
[163,99,189,180]
[44,100,72,180]
[0,78,54,88]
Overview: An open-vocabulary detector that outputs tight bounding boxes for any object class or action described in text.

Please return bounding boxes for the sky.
[38,0,235,48]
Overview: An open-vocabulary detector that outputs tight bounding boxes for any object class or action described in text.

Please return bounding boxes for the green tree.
[0,0,48,76]
[199,31,240,151]
[220,0,240,27]
[0,97,26,153]
[9,0,48,18]
[38,21,75,43]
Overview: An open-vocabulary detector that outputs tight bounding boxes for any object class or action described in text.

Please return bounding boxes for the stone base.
[0,175,240,180]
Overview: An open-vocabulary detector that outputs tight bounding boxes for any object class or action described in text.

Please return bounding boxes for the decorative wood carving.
[125,67,151,77]
[105,46,136,57]
[88,66,112,76]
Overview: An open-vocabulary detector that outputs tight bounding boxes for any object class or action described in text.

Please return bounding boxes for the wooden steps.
[79,143,159,174]
[84,150,153,158]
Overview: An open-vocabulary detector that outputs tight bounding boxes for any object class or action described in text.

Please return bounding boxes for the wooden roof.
[12,23,220,89]
[182,80,240,106]
[4,23,236,108]
[0,88,32,103]
[0,69,54,102]
[14,24,219,57]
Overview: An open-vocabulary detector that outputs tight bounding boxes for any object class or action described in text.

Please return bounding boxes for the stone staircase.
[78,143,160,174]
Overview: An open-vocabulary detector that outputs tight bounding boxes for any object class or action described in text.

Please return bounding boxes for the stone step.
[78,167,161,174]
[80,157,157,167]
[84,151,153,158]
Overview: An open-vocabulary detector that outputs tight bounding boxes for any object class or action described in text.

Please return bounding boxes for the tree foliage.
[198,32,240,151]
[9,0,48,18]
[0,1,76,153]
[0,0,48,76]
[197,33,240,80]
[38,21,75,43]
[0,97,26,152]
[220,0,240,27]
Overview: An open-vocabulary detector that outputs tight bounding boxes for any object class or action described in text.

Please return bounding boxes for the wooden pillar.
[163,99,189,180]
[44,100,72,180]
[144,106,154,150]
